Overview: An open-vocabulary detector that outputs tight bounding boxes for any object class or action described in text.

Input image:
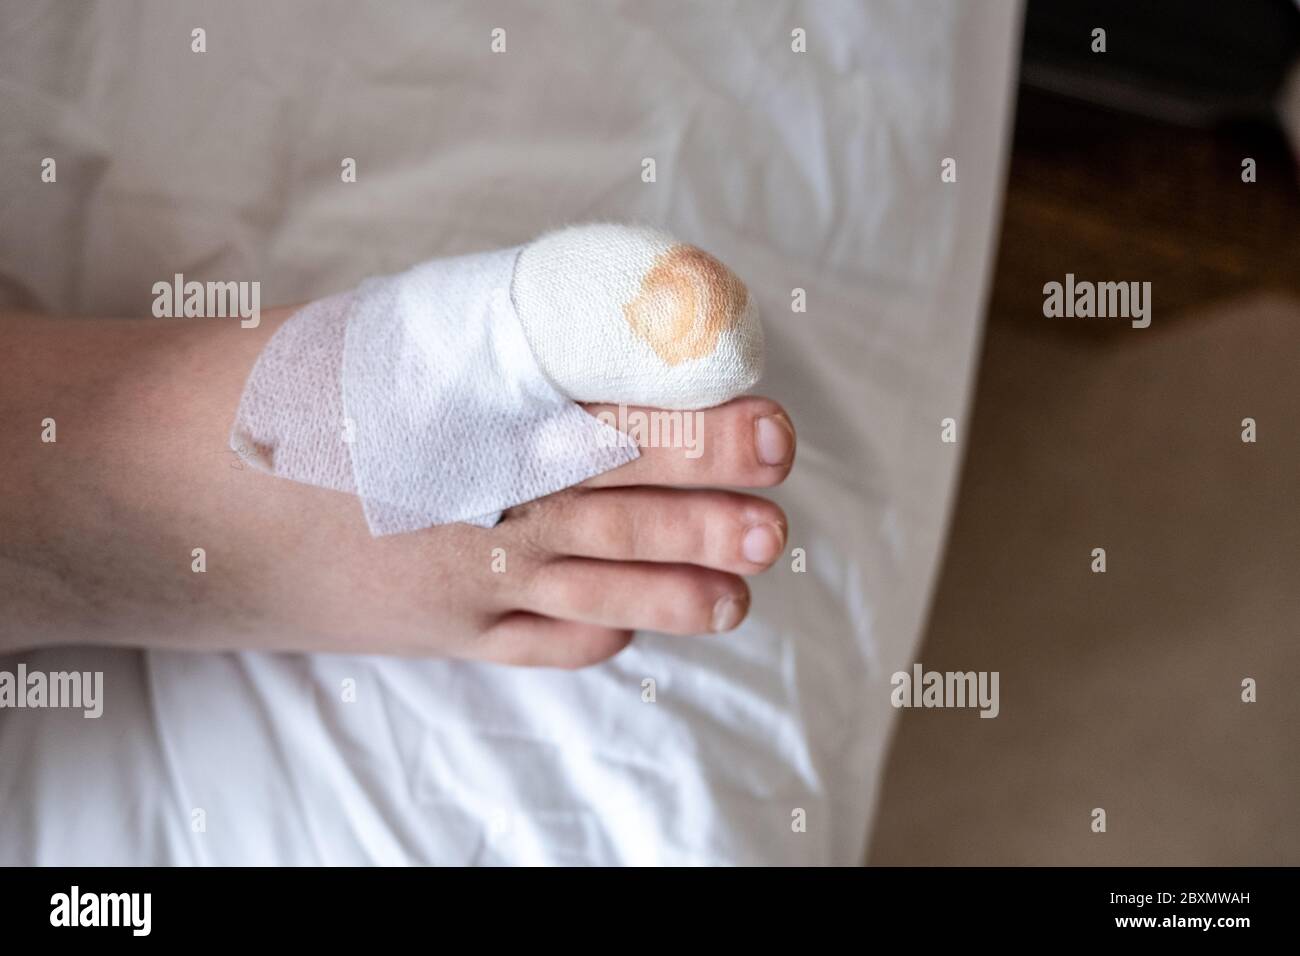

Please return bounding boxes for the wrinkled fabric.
[0,0,1021,864]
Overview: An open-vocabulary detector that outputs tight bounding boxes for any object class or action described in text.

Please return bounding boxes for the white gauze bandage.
[231,224,763,535]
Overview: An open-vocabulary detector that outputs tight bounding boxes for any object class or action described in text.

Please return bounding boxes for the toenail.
[742,523,784,565]
[755,414,793,466]
[711,594,745,633]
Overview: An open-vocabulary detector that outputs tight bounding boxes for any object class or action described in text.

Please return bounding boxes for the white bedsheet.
[0,0,1020,864]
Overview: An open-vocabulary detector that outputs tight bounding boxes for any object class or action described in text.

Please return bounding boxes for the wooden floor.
[867,90,1300,864]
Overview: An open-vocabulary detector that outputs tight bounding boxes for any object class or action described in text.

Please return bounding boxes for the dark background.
[870,0,1300,864]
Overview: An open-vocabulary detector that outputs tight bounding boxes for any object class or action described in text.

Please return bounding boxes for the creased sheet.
[0,0,1021,864]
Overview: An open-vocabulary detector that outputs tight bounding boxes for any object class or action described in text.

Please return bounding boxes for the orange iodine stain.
[622,244,748,365]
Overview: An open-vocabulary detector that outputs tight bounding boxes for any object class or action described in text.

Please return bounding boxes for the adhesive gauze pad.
[231,225,763,535]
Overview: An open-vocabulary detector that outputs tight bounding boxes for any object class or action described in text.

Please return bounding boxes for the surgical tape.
[230,224,764,535]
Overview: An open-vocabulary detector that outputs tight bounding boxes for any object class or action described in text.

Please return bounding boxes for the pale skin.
[0,306,795,668]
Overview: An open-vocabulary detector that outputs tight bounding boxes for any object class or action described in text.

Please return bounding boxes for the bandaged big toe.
[231,223,764,535]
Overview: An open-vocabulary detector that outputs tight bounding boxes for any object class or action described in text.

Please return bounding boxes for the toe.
[479,613,634,669]
[580,395,795,490]
[531,487,787,574]
[522,559,751,636]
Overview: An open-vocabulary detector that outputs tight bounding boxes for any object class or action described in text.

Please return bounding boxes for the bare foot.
[238,397,796,666]
[0,305,794,668]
